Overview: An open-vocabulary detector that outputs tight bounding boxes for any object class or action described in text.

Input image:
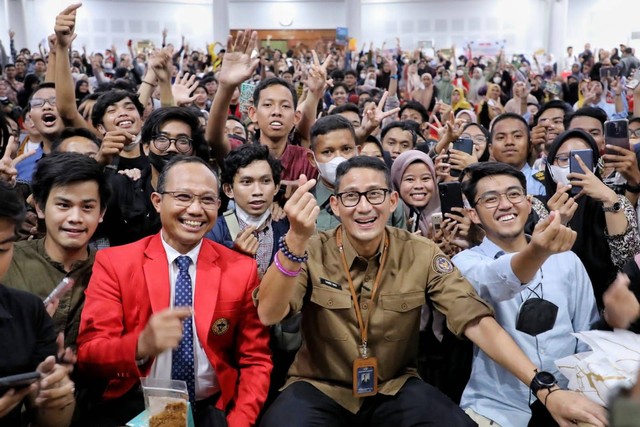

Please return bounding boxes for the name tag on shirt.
[320,277,342,290]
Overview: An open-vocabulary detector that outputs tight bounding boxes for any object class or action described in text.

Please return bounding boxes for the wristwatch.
[530,371,557,396]
[602,200,622,213]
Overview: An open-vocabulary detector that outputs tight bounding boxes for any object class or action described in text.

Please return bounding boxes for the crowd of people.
[2,3,640,426]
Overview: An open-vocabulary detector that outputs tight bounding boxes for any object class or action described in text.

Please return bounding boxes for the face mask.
[148,151,179,173]
[235,205,271,229]
[360,72,366,80]
[456,70,464,77]
[516,297,558,336]
[548,164,570,186]
[314,155,347,185]
[365,78,376,87]
[442,76,451,82]
[121,133,141,153]
[493,76,502,84]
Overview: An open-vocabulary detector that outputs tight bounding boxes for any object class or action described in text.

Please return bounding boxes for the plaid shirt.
[237,216,273,278]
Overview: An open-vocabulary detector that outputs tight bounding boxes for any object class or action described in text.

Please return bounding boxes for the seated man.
[4,152,109,347]
[0,180,76,427]
[307,115,405,232]
[77,156,272,427]
[452,162,599,427]
[256,155,606,427]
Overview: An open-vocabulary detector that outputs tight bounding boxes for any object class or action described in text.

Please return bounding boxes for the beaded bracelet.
[278,235,309,264]
[273,252,301,277]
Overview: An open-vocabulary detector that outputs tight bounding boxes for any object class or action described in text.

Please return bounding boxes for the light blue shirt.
[521,163,546,197]
[452,237,599,427]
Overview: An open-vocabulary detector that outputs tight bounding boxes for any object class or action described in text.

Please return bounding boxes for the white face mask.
[314,155,348,186]
[493,76,502,84]
[235,205,271,229]
[456,69,464,77]
[365,78,376,86]
[548,164,570,186]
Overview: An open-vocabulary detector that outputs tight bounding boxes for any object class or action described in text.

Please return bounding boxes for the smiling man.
[100,106,210,246]
[452,162,600,427]
[77,156,272,427]
[256,155,607,427]
[4,152,109,348]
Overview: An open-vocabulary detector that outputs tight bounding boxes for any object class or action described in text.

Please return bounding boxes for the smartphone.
[223,210,241,241]
[626,79,639,90]
[569,149,594,195]
[450,138,474,178]
[0,372,41,395]
[43,277,75,307]
[599,66,619,79]
[239,81,256,114]
[487,99,496,107]
[544,81,561,96]
[431,212,443,230]
[438,182,464,218]
[604,119,630,154]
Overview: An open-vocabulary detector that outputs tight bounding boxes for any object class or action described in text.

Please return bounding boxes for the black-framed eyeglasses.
[335,188,389,207]
[29,97,57,109]
[152,135,193,154]
[630,129,640,138]
[475,188,526,209]
[160,191,220,210]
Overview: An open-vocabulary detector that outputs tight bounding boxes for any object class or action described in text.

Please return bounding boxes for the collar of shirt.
[476,235,532,259]
[339,226,386,269]
[36,237,95,273]
[160,230,203,267]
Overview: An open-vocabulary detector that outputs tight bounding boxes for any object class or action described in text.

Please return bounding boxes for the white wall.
[228,1,346,30]
[15,0,215,55]
[566,0,640,53]
[360,0,547,55]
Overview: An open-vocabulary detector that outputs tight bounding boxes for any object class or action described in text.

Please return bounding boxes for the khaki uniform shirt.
[284,226,494,413]
[3,238,95,348]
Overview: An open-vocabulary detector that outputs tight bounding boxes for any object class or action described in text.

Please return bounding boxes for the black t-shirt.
[117,151,149,172]
[0,284,56,426]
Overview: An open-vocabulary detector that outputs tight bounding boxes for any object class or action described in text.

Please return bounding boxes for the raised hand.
[136,307,192,359]
[54,3,81,48]
[0,136,36,185]
[602,144,640,186]
[233,226,259,256]
[546,183,578,225]
[530,210,577,257]
[603,272,640,329]
[94,129,135,166]
[568,154,618,204]
[360,91,400,133]
[148,48,173,83]
[172,72,199,106]
[283,175,319,245]
[218,30,259,88]
[305,50,332,98]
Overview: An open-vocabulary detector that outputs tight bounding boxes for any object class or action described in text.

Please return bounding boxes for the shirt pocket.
[310,287,352,341]
[380,291,426,341]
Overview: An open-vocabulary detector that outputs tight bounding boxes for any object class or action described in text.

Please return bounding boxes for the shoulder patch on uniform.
[432,255,454,274]
[533,170,546,182]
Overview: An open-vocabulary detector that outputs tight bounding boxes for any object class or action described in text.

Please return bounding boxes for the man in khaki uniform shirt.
[257,156,608,427]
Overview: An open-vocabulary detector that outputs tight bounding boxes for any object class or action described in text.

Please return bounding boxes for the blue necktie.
[172,255,195,403]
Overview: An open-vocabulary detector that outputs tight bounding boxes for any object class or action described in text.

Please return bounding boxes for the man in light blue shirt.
[452,162,600,427]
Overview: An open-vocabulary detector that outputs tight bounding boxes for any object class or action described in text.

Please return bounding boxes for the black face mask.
[515,298,558,336]
[148,151,178,173]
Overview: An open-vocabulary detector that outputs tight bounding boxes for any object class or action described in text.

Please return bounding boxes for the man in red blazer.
[76,156,272,427]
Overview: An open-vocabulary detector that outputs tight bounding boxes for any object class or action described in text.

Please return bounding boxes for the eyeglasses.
[152,135,193,154]
[335,188,389,207]
[475,188,526,209]
[460,133,487,145]
[630,129,640,138]
[29,97,57,109]
[160,191,220,210]
[553,155,571,168]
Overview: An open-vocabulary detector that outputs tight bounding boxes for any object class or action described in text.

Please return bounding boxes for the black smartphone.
[450,138,474,178]
[599,66,619,79]
[438,182,464,218]
[604,119,630,154]
[569,149,594,195]
[0,372,41,395]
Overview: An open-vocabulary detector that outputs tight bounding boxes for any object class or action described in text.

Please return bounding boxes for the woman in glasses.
[543,128,640,308]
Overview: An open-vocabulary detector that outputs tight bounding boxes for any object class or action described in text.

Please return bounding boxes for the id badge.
[352,357,378,397]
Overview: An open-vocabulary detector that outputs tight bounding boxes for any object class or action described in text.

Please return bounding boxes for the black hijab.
[544,128,615,308]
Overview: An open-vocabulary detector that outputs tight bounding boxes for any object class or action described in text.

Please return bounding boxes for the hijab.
[451,87,472,112]
[543,128,614,308]
[390,150,440,237]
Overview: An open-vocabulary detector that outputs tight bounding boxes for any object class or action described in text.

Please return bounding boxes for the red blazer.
[77,233,272,427]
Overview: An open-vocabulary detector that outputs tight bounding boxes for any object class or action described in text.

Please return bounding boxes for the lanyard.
[336,226,389,358]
